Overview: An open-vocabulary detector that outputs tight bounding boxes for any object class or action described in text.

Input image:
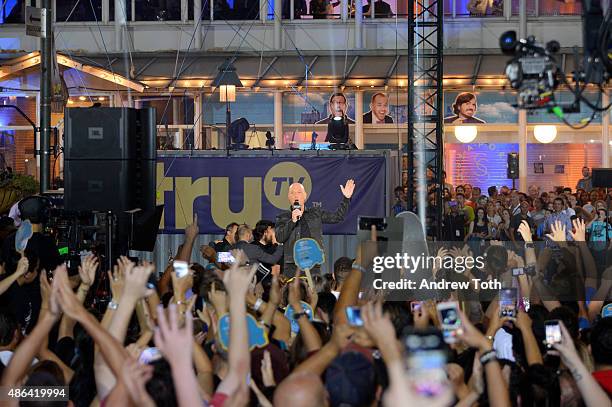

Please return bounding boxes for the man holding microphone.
[275,179,355,276]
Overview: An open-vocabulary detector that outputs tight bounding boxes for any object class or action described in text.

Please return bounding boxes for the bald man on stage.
[275,180,355,276]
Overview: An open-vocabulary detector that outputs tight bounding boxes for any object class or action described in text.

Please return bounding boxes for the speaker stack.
[507,153,519,180]
[64,107,157,213]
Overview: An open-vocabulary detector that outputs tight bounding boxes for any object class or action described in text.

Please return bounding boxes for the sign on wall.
[156,156,386,234]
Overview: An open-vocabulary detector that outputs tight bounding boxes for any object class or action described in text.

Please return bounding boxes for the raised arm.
[321,179,354,224]
[554,321,611,407]
[1,269,60,387]
[155,304,203,407]
[293,323,352,375]
[514,310,543,365]
[458,310,511,407]
[0,257,29,296]
[55,267,129,379]
[216,250,257,396]
[176,214,199,263]
[289,270,322,353]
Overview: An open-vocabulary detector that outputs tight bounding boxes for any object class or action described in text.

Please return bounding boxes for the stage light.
[454,126,478,143]
[533,125,557,143]
[228,118,249,150]
[326,116,349,147]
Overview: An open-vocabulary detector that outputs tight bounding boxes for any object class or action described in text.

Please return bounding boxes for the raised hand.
[456,309,491,351]
[78,254,99,288]
[209,282,228,315]
[223,250,257,299]
[268,269,281,306]
[124,263,155,301]
[121,358,155,407]
[288,270,303,310]
[108,265,125,301]
[55,266,85,320]
[340,179,356,199]
[361,302,396,350]
[517,220,533,243]
[546,220,566,242]
[551,320,581,368]
[15,256,29,278]
[570,218,586,242]
[200,245,217,263]
[329,323,354,352]
[155,304,194,368]
[261,350,276,387]
[514,309,532,332]
[185,213,200,240]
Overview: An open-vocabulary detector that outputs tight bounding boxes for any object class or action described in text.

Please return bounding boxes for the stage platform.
[135,149,400,273]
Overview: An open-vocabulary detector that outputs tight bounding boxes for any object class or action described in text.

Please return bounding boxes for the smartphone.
[410,301,422,313]
[545,320,562,348]
[436,302,462,344]
[512,267,524,276]
[139,347,163,364]
[146,272,157,290]
[358,217,387,231]
[173,260,189,278]
[449,201,457,208]
[345,306,364,327]
[499,288,517,318]
[217,252,236,264]
[403,328,448,398]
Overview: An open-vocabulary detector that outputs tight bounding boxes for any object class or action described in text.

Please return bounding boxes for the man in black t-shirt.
[510,201,533,243]
[253,220,281,273]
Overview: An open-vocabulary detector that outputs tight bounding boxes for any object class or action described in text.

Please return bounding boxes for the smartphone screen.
[411,301,422,313]
[173,260,189,278]
[512,267,524,276]
[345,306,364,327]
[499,288,517,318]
[403,328,447,398]
[217,252,236,264]
[545,320,562,347]
[437,302,462,343]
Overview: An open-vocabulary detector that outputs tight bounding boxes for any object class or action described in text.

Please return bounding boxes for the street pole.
[39,0,52,193]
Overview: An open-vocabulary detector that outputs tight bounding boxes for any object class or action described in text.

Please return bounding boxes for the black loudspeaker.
[592,168,612,188]
[64,107,156,213]
[507,153,519,179]
[64,160,156,212]
[64,107,156,160]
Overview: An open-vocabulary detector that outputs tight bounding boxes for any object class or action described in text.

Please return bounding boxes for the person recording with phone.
[275,180,355,277]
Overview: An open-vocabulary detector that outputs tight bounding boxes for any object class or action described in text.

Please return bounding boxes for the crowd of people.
[2,166,612,406]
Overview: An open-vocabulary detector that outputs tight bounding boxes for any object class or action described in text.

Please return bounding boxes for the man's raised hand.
[340,179,356,199]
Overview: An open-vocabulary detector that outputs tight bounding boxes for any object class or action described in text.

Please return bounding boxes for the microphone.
[292,200,301,221]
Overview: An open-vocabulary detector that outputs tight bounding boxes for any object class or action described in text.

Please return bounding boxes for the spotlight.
[499,30,518,55]
[228,118,250,150]
[326,116,349,149]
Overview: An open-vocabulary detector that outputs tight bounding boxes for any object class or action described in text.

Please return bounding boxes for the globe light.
[534,125,557,143]
[454,125,478,143]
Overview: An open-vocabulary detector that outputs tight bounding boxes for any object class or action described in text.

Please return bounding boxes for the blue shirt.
[588,220,612,242]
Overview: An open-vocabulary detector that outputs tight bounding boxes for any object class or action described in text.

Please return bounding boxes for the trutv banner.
[156,156,386,234]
